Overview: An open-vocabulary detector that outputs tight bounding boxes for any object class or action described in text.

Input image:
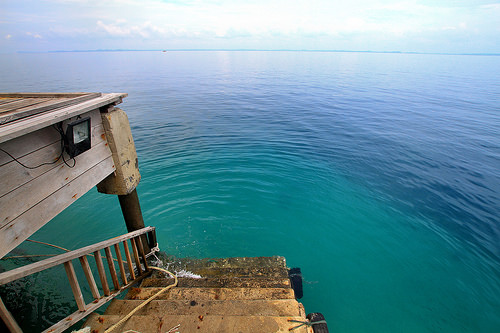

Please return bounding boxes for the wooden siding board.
[0,109,104,165]
[0,93,127,144]
[0,126,62,166]
[0,156,115,259]
[0,124,106,197]
[0,140,113,228]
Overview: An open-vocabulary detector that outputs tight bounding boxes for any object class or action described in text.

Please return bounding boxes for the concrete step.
[140,276,291,288]
[83,313,312,333]
[159,255,287,271]
[126,287,296,301]
[151,266,290,279]
[105,299,304,317]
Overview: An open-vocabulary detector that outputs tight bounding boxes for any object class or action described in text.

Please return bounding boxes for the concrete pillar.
[97,107,149,252]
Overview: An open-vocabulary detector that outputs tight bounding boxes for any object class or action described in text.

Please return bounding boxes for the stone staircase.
[83,256,312,332]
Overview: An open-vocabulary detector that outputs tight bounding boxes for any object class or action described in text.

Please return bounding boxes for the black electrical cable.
[62,146,76,168]
[0,123,76,169]
[54,123,76,168]
[0,147,63,170]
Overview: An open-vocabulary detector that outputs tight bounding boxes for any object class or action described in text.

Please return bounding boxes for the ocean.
[0,51,499,332]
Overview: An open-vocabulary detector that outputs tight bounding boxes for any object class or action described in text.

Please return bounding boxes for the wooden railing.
[0,226,157,333]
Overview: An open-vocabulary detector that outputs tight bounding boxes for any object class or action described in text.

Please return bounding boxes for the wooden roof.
[0,92,127,144]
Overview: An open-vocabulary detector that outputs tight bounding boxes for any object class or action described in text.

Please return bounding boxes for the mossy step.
[140,277,291,288]
[159,255,287,271]
[126,287,296,301]
[151,266,290,279]
[105,299,304,317]
[83,313,311,333]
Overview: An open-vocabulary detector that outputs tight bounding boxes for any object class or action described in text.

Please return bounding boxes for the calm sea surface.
[0,51,499,332]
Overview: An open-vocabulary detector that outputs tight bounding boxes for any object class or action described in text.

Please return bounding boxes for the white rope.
[104,266,178,333]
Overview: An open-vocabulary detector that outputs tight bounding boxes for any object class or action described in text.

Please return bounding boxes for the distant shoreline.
[10,49,500,56]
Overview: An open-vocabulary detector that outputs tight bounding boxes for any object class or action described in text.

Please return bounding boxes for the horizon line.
[12,49,500,56]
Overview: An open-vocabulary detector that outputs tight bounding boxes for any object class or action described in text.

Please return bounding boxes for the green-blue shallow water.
[0,51,499,332]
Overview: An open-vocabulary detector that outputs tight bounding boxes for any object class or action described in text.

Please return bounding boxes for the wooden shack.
[0,92,143,259]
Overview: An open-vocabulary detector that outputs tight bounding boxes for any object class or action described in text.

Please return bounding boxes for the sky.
[1,0,500,53]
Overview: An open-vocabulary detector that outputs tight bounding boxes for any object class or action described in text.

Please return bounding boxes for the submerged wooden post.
[97,107,149,252]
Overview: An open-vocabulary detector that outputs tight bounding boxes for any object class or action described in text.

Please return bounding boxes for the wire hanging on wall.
[0,123,76,169]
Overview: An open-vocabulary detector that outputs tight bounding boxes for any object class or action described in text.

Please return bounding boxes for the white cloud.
[480,3,500,10]
[2,0,499,52]
[5,34,12,39]
[97,20,155,38]
[37,0,491,39]
[95,20,201,39]
[26,32,42,38]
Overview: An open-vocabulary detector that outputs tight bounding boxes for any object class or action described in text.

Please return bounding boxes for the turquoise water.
[1,51,499,332]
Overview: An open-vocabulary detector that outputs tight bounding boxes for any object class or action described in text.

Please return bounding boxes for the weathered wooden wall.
[0,109,115,258]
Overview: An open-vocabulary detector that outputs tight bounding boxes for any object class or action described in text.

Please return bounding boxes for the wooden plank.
[63,261,86,312]
[136,236,149,271]
[0,98,70,124]
[130,237,143,275]
[0,93,127,144]
[0,156,116,259]
[0,140,112,227]
[0,98,22,106]
[4,98,70,112]
[114,244,128,285]
[0,93,103,125]
[0,296,22,333]
[41,271,151,333]
[105,247,120,290]
[79,255,100,300]
[0,108,103,166]
[0,93,99,98]
[94,250,110,297]
[0,227,154,284]
[0,123,106,197]
[0,98,51,112]
[123,240,136,280]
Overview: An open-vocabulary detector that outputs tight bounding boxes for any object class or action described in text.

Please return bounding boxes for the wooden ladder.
[0,226,157,333]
